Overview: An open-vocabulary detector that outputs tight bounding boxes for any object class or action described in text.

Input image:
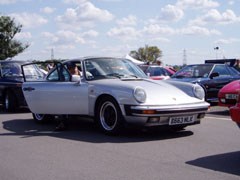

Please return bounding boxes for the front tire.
[32,113,53,123]
[96,97,124,135]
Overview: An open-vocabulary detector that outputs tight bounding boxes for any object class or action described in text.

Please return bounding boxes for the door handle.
[23,87,35,91]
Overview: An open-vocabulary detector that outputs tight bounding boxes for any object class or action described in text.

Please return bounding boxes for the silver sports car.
[22,57,209,134]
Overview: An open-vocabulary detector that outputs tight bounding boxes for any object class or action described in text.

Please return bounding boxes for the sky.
[0,0,240,65]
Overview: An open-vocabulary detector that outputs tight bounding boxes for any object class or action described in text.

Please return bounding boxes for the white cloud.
[142,24,176,35]
[40,7,56,14]
[56,1,114,29]
[229,1,234,5]
[62,0,86,4]
[215,38,240,44]
[101,44,136,57]
[0,0,31,4]
[116,15,137,26]
[176,0,219,9]
[41,29,99,48]
[179,26,221,35]
[0,0,16,4]
[107,27,141,41]
[157,5,184,22]
[82,30,99,38]
[42,30,85,45]
[189,9,240,25]
[10,13,48,29]
[152,37,170,43]
[101,0,122,2]
[15,32,32,39]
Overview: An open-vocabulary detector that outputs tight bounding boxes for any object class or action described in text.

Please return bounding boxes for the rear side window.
[228,66,240,76]
[47,66,71,82]
[47,69,59,81]
[212,65,231,77]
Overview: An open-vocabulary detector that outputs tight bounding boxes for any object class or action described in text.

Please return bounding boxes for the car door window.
[47,66,71,81]
[211,65,231,77]
[228,66,240,76]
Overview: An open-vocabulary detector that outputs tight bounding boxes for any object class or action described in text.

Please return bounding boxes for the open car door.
[21,62,89,115]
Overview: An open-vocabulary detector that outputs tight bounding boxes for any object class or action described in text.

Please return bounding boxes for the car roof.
[187,63,225,66]
[64,57,128,63]
[0,60,30,63]
[138,64,166,67]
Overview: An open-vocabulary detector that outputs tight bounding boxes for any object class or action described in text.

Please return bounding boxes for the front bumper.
[122,102,210,127]
[230,105,240,123]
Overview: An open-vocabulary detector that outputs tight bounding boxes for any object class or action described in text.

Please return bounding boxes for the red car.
[218,80,240,107]
[138,65,175,80]
[230,91,240,128]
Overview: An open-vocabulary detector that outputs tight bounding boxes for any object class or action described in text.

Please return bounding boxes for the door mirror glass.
[72,75,81,83]
[210,72,219,79]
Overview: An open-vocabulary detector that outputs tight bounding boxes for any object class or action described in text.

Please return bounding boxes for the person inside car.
[47,62,54,72]
[67,62,81,76]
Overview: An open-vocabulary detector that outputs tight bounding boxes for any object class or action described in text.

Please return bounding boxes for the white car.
[22,57,209,134]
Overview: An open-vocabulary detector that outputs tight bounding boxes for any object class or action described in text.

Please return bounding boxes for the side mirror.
[72,75,81,85]
[147,73,151,77]
[210,72,219,79]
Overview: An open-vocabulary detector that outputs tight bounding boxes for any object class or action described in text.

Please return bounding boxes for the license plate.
[169,116,194,125]
[225,94,238,100]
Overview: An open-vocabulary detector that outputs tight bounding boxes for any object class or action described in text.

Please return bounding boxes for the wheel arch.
[94,94,123,118]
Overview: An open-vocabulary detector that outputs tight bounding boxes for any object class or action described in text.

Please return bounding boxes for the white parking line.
[205,116,232,121]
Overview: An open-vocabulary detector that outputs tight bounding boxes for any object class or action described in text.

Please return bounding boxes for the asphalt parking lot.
[0,105,239,180]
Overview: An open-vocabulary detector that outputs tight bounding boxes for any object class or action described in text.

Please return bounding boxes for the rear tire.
[32,113,53,123]
[4,91,17,112]
[95,96,124,135]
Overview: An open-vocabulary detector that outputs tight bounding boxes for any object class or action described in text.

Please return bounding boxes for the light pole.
[214,46,219,59]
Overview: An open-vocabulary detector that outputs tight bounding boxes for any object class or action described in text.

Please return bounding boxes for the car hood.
[219,80,240,94]
[90,78,204,105]
[168,77,205,83]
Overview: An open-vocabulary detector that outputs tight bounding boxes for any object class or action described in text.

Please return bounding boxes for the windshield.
[84,58,147,80]
[172,64,214,78]
[1,62,24,77]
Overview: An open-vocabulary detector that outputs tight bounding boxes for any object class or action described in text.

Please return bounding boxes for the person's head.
[157,60,162,66]
[67,62,78,75]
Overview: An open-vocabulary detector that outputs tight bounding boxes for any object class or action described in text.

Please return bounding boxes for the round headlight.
[134,87,146,103]
[193,85,205,100]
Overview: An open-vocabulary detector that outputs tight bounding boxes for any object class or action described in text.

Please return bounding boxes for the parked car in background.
[21,57,209,135]
[0,60,45,111]
[218,80,240,107]
[230,91,240,129]
[138,65,175,80]
[169,64,240,102]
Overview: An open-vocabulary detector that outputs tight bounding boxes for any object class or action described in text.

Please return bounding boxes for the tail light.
[237,92,240,103]
[236,82,240,103]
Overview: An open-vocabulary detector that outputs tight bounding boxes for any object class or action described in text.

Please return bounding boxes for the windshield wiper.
[106,73,124,79]
[174,75,185,78]
[126,74,140,78]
